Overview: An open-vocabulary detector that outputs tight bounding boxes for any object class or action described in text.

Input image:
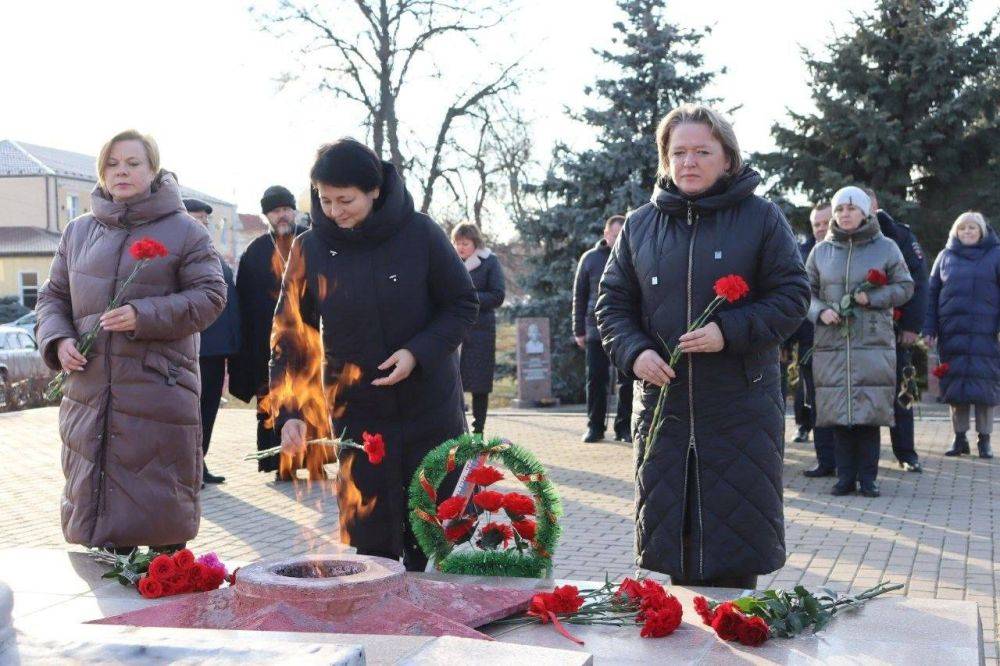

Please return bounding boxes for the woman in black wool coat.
[596,104,809,589]
[273,139,478,571]
[451,223,506,435]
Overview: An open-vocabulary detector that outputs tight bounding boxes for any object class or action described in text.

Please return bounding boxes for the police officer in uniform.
[867,189,928,473]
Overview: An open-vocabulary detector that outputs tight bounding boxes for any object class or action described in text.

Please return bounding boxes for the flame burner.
[91,553,538,640]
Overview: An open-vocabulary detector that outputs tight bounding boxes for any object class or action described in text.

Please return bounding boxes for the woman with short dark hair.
[451,222,506,435]
[273,138,478,571]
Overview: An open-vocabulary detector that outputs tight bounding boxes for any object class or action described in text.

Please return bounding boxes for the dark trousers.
[833,425,880,488]
[199,356,226,460]
[800,361,836,470]
[814,427,836,471]
[256,405,282,473]
[890,346,919,465]
[585,339,633,435]
[471,393,489,434]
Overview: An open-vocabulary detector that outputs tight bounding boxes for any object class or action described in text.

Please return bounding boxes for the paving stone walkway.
[2,406,995,662]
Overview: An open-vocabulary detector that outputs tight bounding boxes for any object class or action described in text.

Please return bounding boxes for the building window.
[66,194,79,220]
[19,272,38,309]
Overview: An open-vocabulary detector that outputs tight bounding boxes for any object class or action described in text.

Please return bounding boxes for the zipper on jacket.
[94,227,132,518]
[845,238,854,426]
[680,201,705,579]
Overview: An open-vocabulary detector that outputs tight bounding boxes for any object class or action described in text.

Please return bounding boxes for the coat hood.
[91,171,186,229]
[651,166,762,215]
[946,226,1000,258]
[311,161,415,249]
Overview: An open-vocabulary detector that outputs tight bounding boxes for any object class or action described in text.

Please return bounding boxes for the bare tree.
[255,0,522,214]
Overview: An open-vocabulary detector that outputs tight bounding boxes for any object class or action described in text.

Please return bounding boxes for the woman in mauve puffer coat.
[807,186,912,498]
[923,211,1000,459]
[35,130,226,549]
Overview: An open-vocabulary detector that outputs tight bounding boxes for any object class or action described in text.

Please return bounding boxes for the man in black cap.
[184,198,241,486]
[228,186,307,481]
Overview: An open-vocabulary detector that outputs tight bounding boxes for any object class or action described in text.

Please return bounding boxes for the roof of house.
[0,140,234,207]
[0,226,62,257]
[239,213,269,234]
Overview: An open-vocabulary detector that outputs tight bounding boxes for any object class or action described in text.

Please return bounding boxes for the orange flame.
[336,453,377,545]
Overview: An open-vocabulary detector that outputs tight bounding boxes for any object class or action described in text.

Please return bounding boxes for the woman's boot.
[945,433,969,457]
[977,434,993,459]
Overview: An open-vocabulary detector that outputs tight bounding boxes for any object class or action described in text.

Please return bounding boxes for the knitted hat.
[261,185,297,214]
[183,198,212,215]
[831,186,871,215]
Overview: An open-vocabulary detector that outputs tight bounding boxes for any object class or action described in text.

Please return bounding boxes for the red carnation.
[501,492,535,517]
[129,237,169,261]
[172,549,195,570]
[443,518,475,543]
[362,432,386,465]
[713,274,750,303]
[737,615,771,646]
[551,585,584,613]
[693,595,715,625]
[893,308,903,321]
[616,577,644,602]
[711,602,744,641]
[466,465,504,486]
[866,268,888,287]
[511,518,537,541]
[436,496,467,521]
[138,576,163,599]
[479,521,515,548]
[528,592,555,621]
[640,597,683,638]
[472,490,505,513]
[932,363,950,379]
[148,554,177,580]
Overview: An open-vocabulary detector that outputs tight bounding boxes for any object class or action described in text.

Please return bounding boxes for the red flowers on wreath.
[932,363,950,379]
[713,274,750,303]
[466,465,504,486]
[478,522,515,549]
[436,496,467,521]
[472,490,505,513]
[866,268,889,287]
[129,237,169,261]
[443,518,475,543]
[511,518,537,540]
[362,432,386,465]
[501,492,535,518]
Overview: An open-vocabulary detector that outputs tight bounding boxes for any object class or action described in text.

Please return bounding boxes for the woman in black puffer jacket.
[596,105,809,588]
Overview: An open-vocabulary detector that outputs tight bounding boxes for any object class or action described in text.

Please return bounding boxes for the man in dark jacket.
[790,203,837,477]
[867,189,927,473]
[186,198,241,485]
[228,185,307,480]
[573,215,633,443]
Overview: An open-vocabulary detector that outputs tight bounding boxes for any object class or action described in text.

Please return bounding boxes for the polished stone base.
[1,548,984,665]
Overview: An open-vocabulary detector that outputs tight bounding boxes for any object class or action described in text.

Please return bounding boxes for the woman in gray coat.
[806,186,913,497]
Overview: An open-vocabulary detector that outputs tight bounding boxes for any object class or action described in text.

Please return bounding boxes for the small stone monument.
[513,317,558,407]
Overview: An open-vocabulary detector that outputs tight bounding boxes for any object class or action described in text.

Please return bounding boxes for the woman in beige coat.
[806,186,913,498]
[35,130,226,549]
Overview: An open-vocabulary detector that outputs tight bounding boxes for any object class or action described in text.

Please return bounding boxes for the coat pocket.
[142,347,199,395]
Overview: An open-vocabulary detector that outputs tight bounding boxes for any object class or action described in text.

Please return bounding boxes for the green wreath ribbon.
[408,433,562,578]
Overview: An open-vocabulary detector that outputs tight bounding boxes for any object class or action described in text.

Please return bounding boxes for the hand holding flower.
[57,338,87,372]
[853,291,870,307]
[820,309,841,325]
[100,304,138,332]
[280,418,308,457]
[633,349,675,387]
[677,321,724,353]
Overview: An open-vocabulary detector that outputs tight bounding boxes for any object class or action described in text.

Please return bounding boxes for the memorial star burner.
[90,553,537,640]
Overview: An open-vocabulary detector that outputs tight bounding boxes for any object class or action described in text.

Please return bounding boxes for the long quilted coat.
[34,174,227,548]
[806,217,913,427]
[596,167,809,581]
[459,250,506,394]
[923,230,1000,406]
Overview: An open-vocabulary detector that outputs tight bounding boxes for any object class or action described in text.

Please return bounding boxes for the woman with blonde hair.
[35,130,227,550]
[451,223,506,435]
[596,104,809,588]
[923,211,998,459]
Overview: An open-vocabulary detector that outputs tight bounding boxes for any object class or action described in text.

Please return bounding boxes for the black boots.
[804,467,836,478]
[203,464,226,485]
[978,434,994,459]
[945,433,971,457]
[581,428,604,443]
[792,427,810,443]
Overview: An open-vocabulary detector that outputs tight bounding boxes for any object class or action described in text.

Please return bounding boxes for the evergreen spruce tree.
[756,0,998,254]
[514,0,719,401]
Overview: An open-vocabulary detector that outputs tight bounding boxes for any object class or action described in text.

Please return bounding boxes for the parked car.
[0,325,53,410]
[7,311,37,341]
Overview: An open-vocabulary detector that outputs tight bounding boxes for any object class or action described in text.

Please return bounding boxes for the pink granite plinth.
[90,553,536,640]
